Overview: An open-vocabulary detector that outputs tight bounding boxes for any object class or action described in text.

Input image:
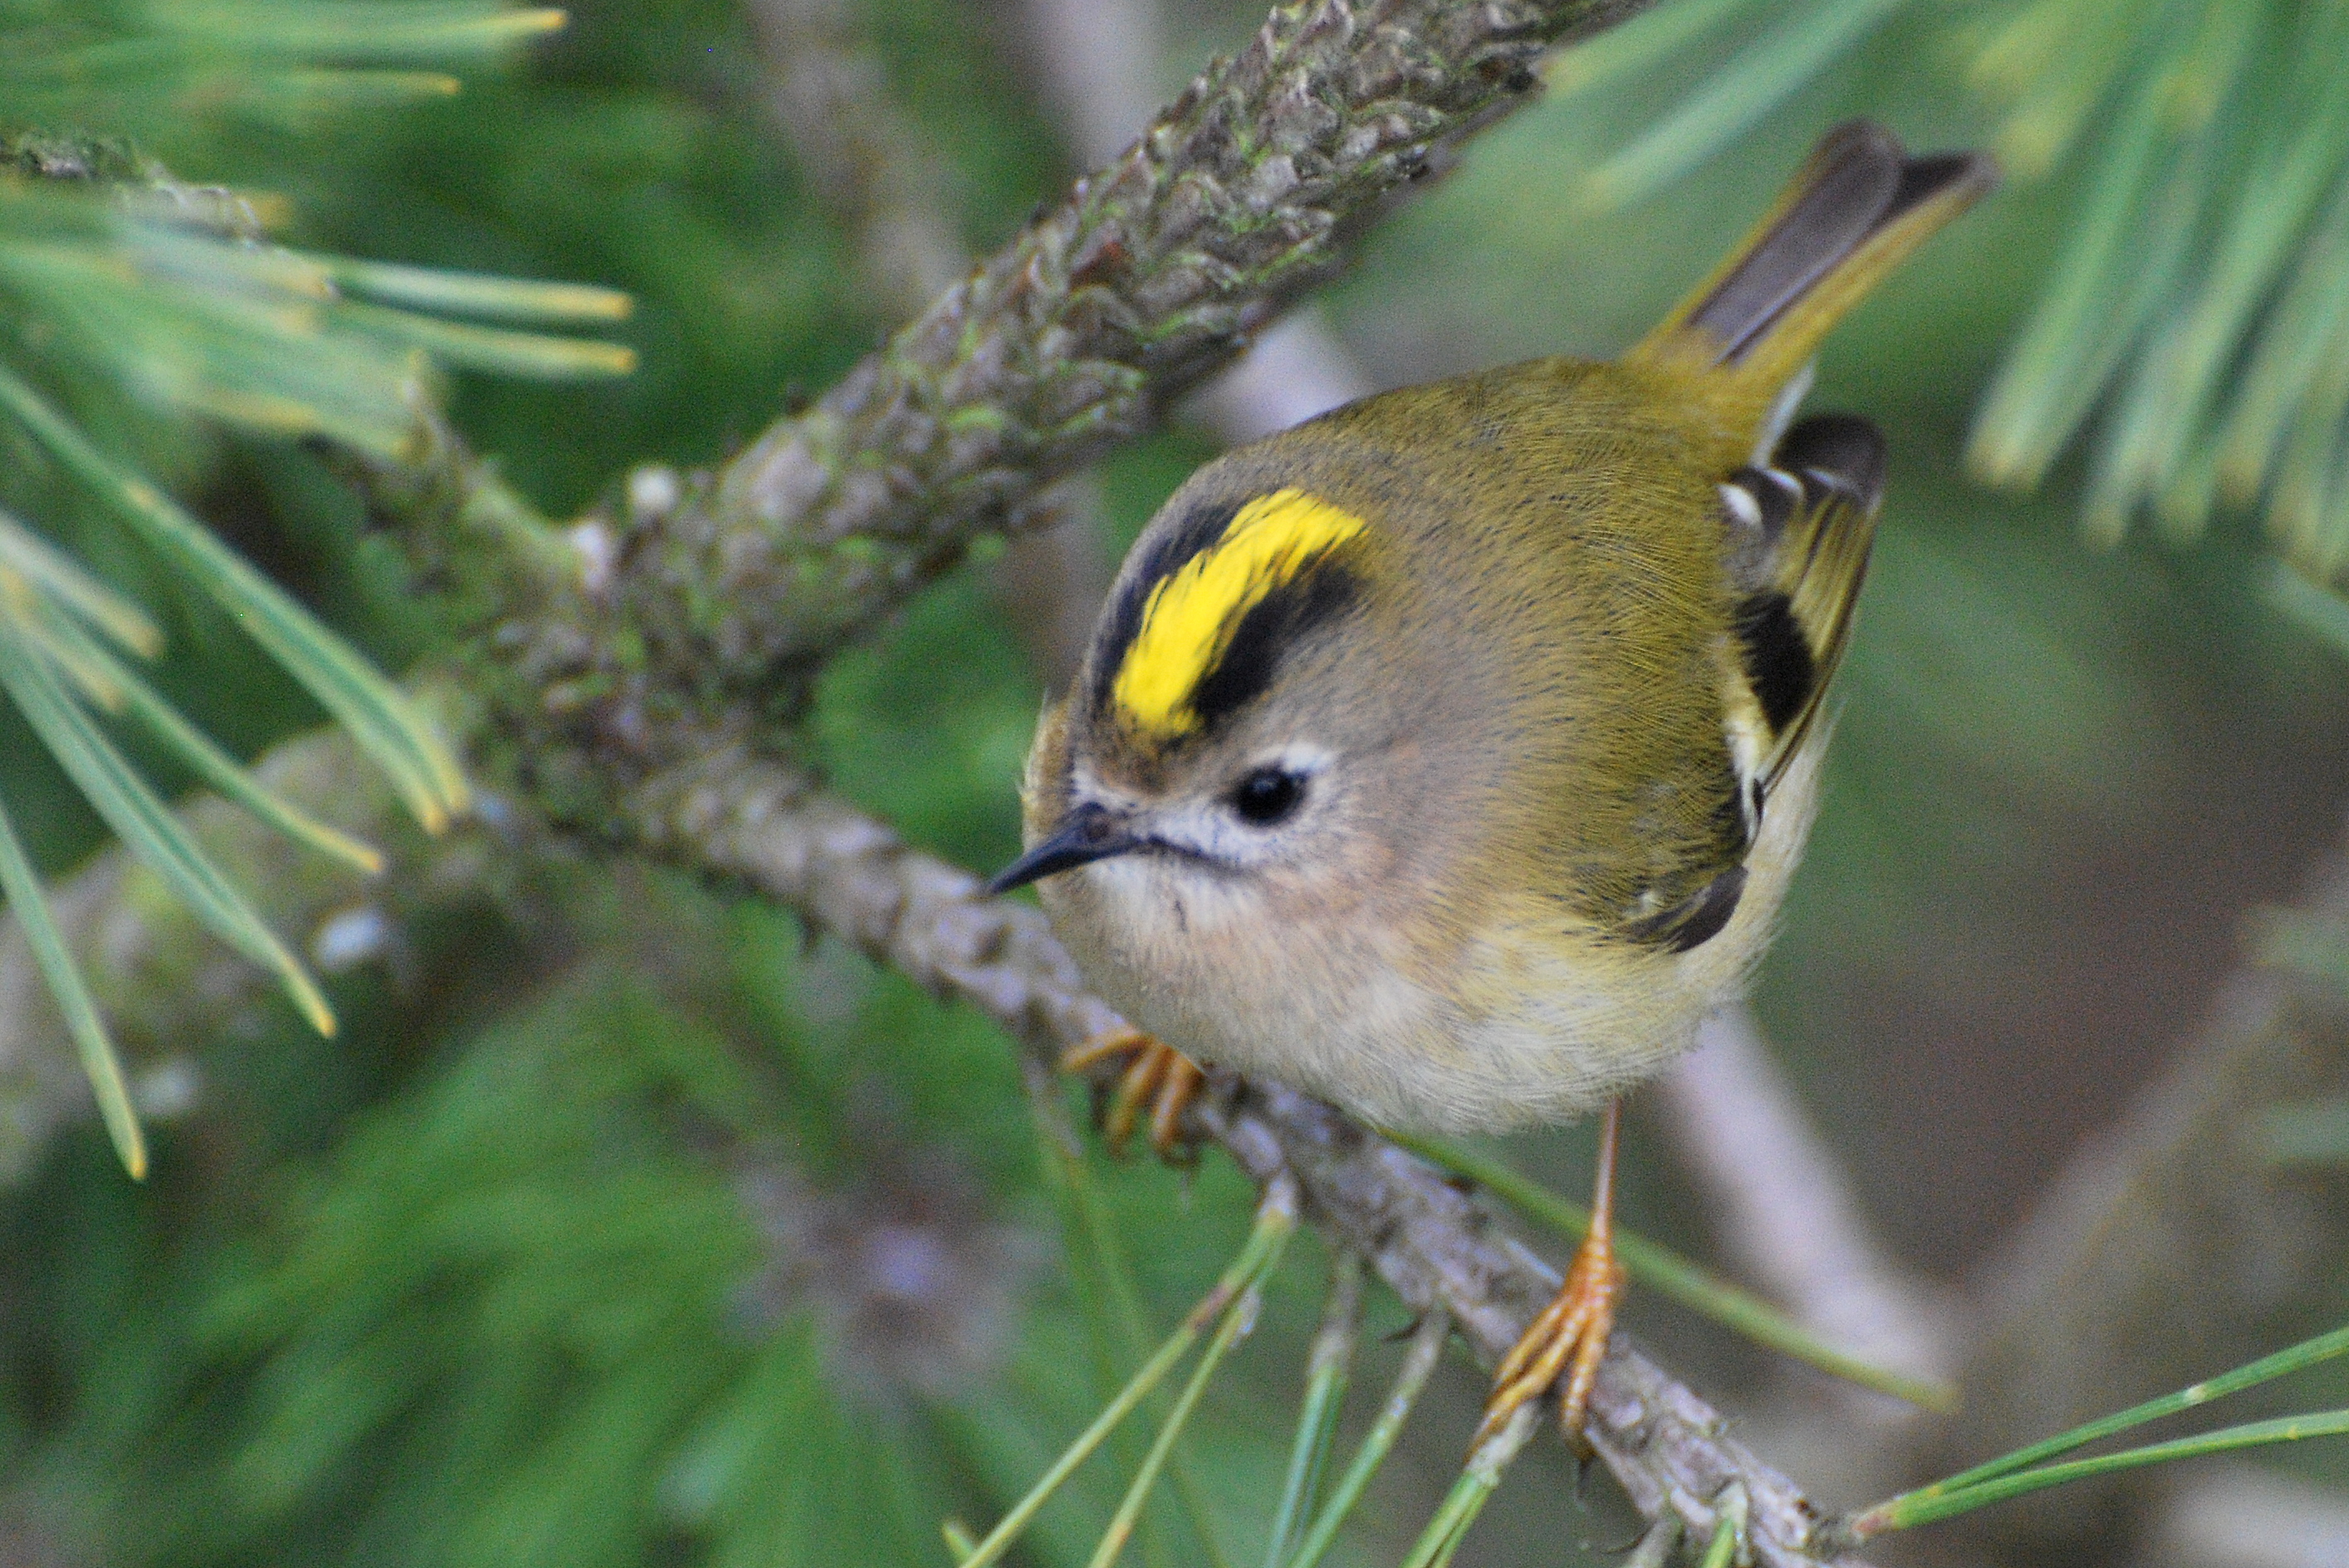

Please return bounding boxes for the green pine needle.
[1391,1404,1535,1568]
[0,514,162,657]
[338,299,637,380]
[1853,1409,2349,1537]
[1543,0,1760,95]
[1844,1320,2349,1539]
[145,1,568,60]
[2268,560,2349,657]
[0,618,337,1037]
[0,2,559,137]
[30,601,384,873]
[316,253,633,323]
[1261,1248,1362,1568]
[1033,1097,1240,1568]
[1585,0,1906,206]
[1277,1306,1451,1568]
[1085,1236,1288,1568]
[1696,1496,1744,1568]
[1559,0,2349,589]
[0,791,144,1176]
[0,361,470,835]
[955,1185,1298,1568]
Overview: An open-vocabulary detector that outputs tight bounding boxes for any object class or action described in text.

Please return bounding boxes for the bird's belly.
[1091,905,1720,1136]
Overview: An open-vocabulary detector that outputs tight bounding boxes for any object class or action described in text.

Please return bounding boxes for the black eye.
[1231,766,1305,827]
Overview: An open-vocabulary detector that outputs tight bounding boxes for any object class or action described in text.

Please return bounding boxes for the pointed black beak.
[985,804,1143,895]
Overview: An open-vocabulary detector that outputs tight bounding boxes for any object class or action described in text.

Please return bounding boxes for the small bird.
[989,122,1994,1445]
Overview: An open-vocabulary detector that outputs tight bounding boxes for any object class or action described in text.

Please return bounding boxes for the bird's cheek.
[1254,843,1379,927]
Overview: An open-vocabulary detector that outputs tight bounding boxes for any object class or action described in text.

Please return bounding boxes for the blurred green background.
[0,0,2347,1565]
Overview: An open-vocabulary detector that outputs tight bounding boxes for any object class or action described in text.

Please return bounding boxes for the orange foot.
[1475,1099,1626,1452]
[1476,1223,1624,1451]
[1061,1027,1206,1160]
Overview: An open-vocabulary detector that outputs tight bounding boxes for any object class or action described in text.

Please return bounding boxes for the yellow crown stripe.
[1112,489,1366,735]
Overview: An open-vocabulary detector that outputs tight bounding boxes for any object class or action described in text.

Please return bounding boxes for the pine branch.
[378,0,1647,827]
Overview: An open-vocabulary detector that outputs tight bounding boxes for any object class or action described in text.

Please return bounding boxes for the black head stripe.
[1187,561,1360,729]
[1087,497,1242,717]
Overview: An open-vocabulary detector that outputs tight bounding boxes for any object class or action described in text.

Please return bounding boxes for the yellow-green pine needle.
[1544,0,1758,94]
[1393,1404,1535,1568]
[254,69,465,104]
[0,625,336,1036]
[8,578,129,712]
[2216,183,2349,503]
[1390,1132,1959,1411]
[0,514,161,657]
[36,608,383,873]
[1029,1120,1193,1568]
[2264,556,2349,657]
[1969,0,2139,180]
[2147,8,2349,483]
[1263,1249,1363,1568]
[154,2,568,57]
[0,364,467,832]
[1697,1493,1745,1568]
[316,255,633,323]
[1585,0,1906,207]
[1087,1257,1288,1568]
[1968,0,2208,488]
[0,795,144,1177]
[336,301,636,379]
[1851,1319,2349,1537]
[1032,1093,1232,1568]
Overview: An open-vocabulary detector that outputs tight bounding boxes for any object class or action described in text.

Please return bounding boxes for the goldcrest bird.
[990,121,1995,1443]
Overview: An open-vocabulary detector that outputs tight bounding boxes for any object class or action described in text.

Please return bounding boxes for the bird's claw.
[1476,1225,1624,1455]
[1060,1027,1205,1160]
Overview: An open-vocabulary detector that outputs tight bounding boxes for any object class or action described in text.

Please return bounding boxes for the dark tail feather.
[1628,122,1997,440]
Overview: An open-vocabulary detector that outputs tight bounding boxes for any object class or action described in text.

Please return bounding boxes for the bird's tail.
[1625,121,1997,453]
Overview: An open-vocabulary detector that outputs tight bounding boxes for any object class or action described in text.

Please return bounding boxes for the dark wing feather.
[1721,413,1885,795]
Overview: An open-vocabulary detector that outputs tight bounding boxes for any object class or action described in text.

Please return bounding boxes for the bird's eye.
[1230,766,1305,827]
